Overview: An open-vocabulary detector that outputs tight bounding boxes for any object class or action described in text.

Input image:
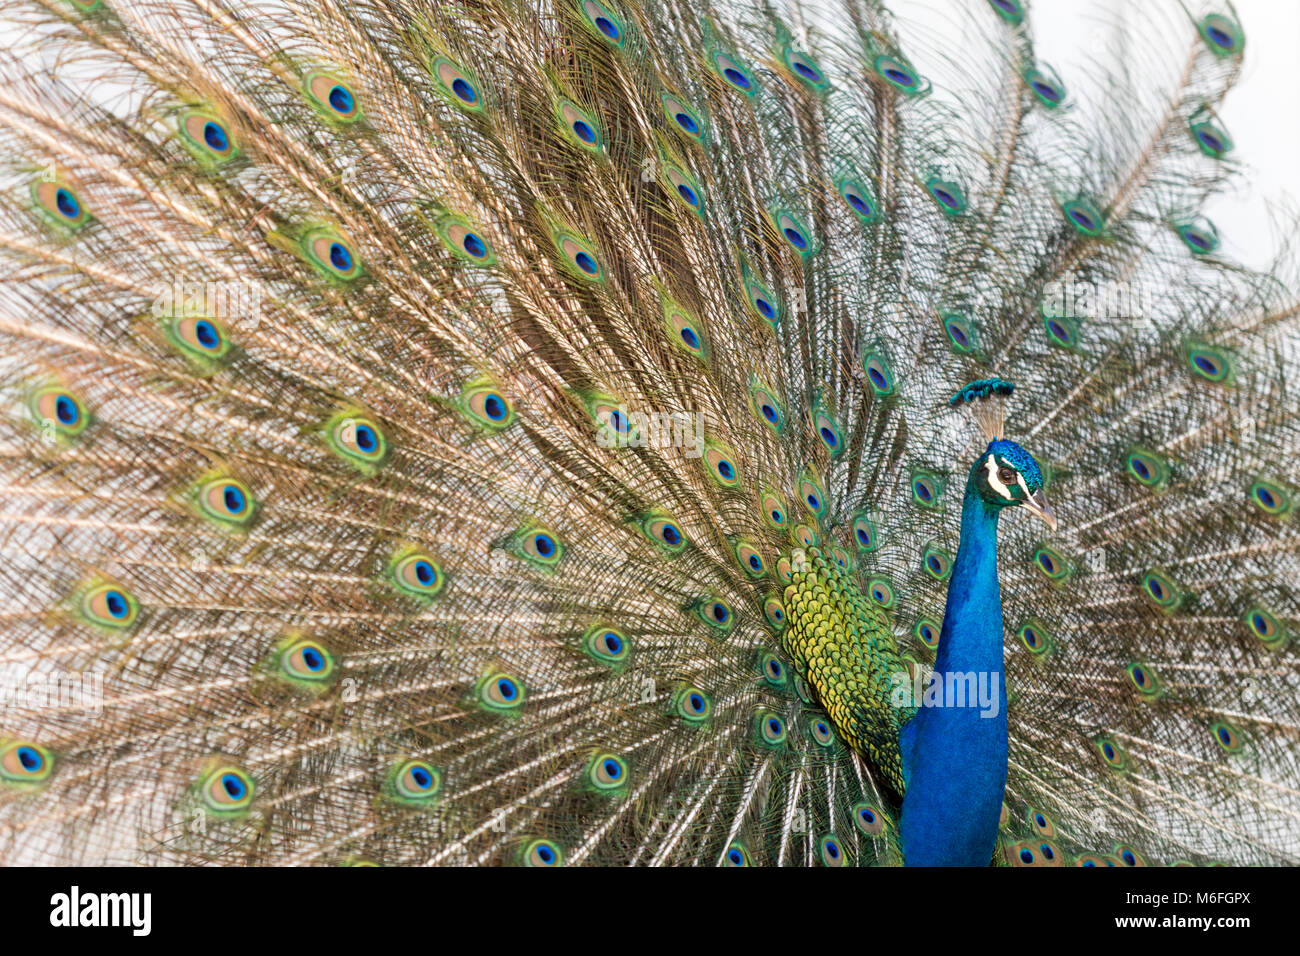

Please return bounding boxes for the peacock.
[0,0,1296,868]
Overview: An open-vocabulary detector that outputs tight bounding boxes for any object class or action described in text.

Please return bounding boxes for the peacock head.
[951,377,1056,530]
[972,438,1056,529]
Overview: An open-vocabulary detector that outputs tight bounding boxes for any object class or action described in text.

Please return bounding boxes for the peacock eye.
[998,468,1016,484]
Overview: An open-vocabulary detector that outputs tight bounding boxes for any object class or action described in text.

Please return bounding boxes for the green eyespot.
[558,100,604,154]
[198,763,255,816]
[431,57,484,112]
[721,842,750,866]
[301,227,362,281]
[76,581,140,633]
[1017,620,1053,655]
[29,385,90,439]
[942,313,977,354]
[674,686,712,723]
[1126,661,1162,696]
[435,215,496,267]
[641,512,689,556]
[1062,197,1105,236]
[819,834,847,866]
[662,92,705,144]
[477,672,526,712]
[584,625,631,665]
[750,379,785,430]
[1242,606,1288,648]
[852,512,879,552]
[698,598,734,631]
[1125,448,1169,489]
[712,51,758,96]
[1209,720,1243,754]
[911,472,944,509]
[194,475,257,529]
[1198,13,1243,57]
[735,540,766,578]
[756,711,787,747]
[863,352,894,395]
[926,177,964,214]
[523,838,564,867]
[1023,65,1065,108]
[177,109,240,168]
[508,525,565,568]
[866,576,896,609]
[1096,736,1127,770]
[1139,569,1182,612]
[664,298,708,360]
[914,617,940,650]
[1032,545,1071,582]
[273,635,339,687]
[325,413,388,471]
[387,758,442,806]
[166,314,233,368]
[744,276,780,326]
[1042,314,1079,350]
[771,208,814,257]
[760,651,788,687]
[554,231,604,281]
[922,544,952,581]
[853,802,887,835]
[783,47,829,92]
[664,162,705,216]
[304,70,363,123]
[0,740,54,787]
[461,380,514,430]
[579,0,626,47]
[32,179,91,231]
[587,752,629,791]
[763,595,786,630]
[838,178,878,223]
[390,550,445,599]
[1185,343,1235,384]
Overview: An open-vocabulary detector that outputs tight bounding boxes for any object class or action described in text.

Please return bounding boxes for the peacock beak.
[1022,490,1057,531]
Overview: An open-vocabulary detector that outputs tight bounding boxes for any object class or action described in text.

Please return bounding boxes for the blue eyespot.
[55,394,79,425]
[482,394,506,420]
[203,121,228,152]
[105,590,129,619]
[533,533,556,558]
[680,327,699,348]
[329,242,353,272]
[573,120,596,143]
[784,227,807,249]
[497,677,518,701]
[724,68,750,89]
[754,297,774,319]
[675,112,698,133]
[55,188,80,220]
[354,424,377,453]
[329,85,354,114]
[221,772,246,801]
[574,252,597,274]
[451,78,477,103]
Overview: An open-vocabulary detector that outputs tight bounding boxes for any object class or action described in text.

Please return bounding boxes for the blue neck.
[898,473,1008,865]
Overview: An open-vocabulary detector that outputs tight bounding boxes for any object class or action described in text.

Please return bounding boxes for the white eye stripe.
[1014,473,1032,500]
[984,455,1015,500]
